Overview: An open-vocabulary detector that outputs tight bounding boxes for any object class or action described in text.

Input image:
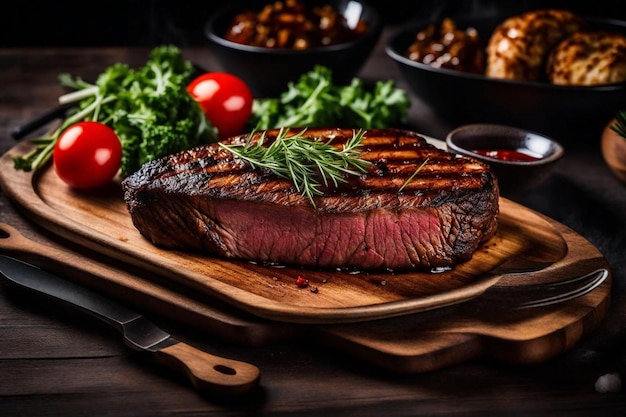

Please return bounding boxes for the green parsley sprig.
[13,46,217,176]
[248,65,411,131]
[220,128,372,207]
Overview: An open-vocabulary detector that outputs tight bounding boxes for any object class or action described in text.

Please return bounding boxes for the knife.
[11,102,75,140]
[0,254,260,395]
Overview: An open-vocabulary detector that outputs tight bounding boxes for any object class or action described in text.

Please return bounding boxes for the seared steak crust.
[122,128,499,271]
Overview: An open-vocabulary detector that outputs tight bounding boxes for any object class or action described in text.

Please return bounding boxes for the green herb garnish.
[398,158,430,193]
[220,128,372,207]
[13,45,217,176]
[248,65,411,131]
[611,109,626,140]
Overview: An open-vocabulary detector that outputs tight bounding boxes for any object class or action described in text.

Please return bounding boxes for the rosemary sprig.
[611,109,626,140]
[220,128,372,207]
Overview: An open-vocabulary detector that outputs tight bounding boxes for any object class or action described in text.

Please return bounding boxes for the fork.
[476,268,609,310]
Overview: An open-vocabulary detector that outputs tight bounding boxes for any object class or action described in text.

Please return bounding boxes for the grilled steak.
[122,128,499,271]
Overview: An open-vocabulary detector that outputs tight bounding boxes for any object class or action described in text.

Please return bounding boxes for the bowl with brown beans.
[205,0,382,97]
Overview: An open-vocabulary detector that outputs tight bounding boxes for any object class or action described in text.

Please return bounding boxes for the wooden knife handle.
[154,342,260,395]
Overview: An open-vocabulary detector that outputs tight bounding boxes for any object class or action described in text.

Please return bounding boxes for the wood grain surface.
[1,141,573,324]
[0,141,612,373]
[2,46,626,416]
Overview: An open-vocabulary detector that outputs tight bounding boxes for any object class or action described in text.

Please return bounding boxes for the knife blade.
[0,254,260,395]
[11,102,75,140]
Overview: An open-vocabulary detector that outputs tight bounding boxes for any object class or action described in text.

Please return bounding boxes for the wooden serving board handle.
[154,342,260,395]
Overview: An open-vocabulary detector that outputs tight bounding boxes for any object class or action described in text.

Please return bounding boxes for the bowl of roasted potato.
[386,9,626,142]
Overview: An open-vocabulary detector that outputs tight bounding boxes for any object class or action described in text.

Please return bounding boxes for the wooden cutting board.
[0,142,572,324]
[0,219,611,372]
[0,142,612,371]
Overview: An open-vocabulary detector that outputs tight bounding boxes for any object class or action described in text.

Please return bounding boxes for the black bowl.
[386,15,626,143]
[206,0,382,97]
[446,123,565,197]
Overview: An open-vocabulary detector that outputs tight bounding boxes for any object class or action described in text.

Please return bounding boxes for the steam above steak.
[122,128,499,271]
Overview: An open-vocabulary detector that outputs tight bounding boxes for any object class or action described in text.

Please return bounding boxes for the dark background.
[1,0,623,47]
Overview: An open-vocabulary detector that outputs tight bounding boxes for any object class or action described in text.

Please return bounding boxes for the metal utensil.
[476,268,609,310]
[11,102,75,140]
[0,254,260,395]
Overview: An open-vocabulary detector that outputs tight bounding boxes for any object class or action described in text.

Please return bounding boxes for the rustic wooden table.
[1,40,625,416]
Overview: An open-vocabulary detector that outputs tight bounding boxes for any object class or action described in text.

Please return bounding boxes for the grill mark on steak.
[159,129,490,205]
[122,128,499,271]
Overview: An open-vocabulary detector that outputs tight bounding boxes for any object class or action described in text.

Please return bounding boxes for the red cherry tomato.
[187,72,253,140]
[53,121,122,188]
